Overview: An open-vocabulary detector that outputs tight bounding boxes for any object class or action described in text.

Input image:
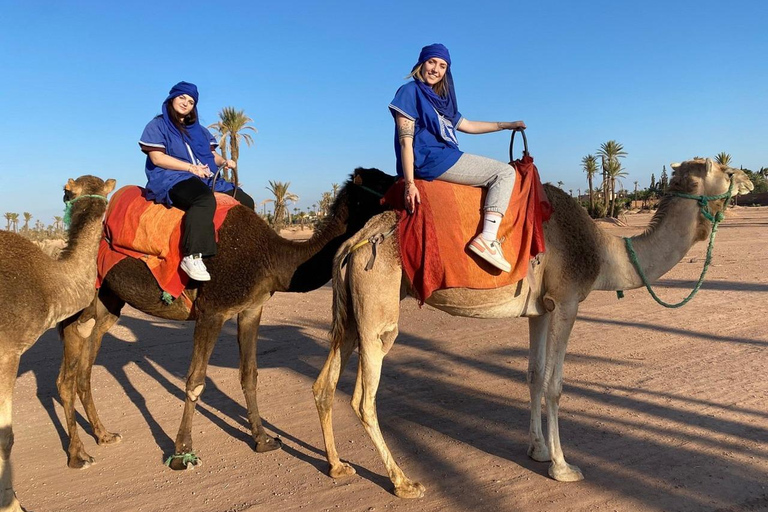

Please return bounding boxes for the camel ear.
[64,178,76,191]
[104,179,117,195]
[705,158,715,175]
[64,178,82,196]
[670,162,681,171]
[354,174,363,186]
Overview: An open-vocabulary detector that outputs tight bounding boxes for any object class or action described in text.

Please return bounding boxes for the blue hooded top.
[139,81,234,205]
[388,44,463,180]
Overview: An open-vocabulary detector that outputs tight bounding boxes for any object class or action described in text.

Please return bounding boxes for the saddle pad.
[383,156,551,302]
[97,185,240,298]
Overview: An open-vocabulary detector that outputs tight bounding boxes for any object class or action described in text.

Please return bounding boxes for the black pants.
[168,178,255,257]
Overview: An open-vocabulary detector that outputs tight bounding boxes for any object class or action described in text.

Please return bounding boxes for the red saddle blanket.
[383,155,551,302]
[97,185,240,298]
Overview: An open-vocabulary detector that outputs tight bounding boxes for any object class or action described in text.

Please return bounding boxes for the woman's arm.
[395,113,421,213]
[212,152,236,169]
[145,150,212,178]
[457,119,526,134]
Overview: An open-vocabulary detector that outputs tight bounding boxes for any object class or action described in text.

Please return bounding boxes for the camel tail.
[329,228,368,350]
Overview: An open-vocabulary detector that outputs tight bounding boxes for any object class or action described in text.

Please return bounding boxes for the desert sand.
[11,208,768,512]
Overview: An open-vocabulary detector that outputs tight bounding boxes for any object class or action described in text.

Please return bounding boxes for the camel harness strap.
[617,177,734,308]
[63,194,109,228]
[347,226,397,271]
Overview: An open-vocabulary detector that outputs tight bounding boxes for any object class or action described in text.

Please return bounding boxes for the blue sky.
[1,0,766,223]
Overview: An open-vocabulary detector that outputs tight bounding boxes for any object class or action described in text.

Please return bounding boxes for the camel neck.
[593,198,703,291]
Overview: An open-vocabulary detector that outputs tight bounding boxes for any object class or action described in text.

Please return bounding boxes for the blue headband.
[165,81,199,105]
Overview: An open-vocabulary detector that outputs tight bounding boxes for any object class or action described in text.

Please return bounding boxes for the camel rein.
[62,194,109,228]
[617,177,734,308]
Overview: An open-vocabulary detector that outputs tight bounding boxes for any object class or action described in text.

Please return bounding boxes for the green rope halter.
[617,177,734,308]
[62,194,109,228]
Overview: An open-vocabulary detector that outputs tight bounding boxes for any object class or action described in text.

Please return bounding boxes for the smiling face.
[171,94,196,117]
[420,57,448,86]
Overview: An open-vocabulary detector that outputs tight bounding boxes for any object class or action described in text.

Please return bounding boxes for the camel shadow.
[19,306,768,511]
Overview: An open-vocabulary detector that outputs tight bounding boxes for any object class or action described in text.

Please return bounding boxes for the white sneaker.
[180,254,211,281]
[468,236,512,273]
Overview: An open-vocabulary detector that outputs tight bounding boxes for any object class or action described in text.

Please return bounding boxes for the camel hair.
[57,167,395,471]
[0,175,116,512]
[312,158,753,498]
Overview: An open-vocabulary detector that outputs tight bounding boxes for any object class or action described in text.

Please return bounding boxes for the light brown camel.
[0,175,116,512]
[57,168,395,471]
[312,158,753,498]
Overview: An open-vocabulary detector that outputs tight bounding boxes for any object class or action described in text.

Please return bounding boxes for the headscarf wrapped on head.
[161,81,217,172]
[413,43,460,126]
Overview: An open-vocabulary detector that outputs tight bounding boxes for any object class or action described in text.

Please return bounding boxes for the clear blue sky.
[1,0,766,223]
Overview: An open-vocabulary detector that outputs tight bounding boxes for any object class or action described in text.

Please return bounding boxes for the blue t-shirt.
[388,80,463,180]
[139,116,234,205]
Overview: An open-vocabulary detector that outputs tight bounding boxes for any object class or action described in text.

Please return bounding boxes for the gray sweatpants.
[437,153,516,214]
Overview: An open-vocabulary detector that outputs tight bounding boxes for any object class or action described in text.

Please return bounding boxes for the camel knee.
[186,383,205,402]
[379,324,399,354]
[0,428,14,460]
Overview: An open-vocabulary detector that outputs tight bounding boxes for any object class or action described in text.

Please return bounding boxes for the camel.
[57,167,395,471]
[0,175,116,512]
[312,158,753,498]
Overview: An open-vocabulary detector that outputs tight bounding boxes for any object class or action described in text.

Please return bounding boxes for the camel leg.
[167,314,224,470]
[0,353,23,512]
[527,313,551,462]
[312,314,359,479]
[542,300,584,482]
[236,307,281,453]
[58,293,123,469]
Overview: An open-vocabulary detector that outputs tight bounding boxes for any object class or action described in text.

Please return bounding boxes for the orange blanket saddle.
[383,156,551,302]
[97,186,240,298]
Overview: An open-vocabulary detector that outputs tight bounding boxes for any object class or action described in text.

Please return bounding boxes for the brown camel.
[312,159,753,498]
[0,175,116,512]
[58,168,395,471]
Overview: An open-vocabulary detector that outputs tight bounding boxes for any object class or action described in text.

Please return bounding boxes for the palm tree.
[715,152,732,167]
[53,216,63,232]
[263,181,298,232]
[10,213,19,233]
[557,180,564,189]
[318,191,333,217]
[581,154,599,212]
[605,160,628,217]
[597,140,627,216]
[208,107,257,183]
[331,183,340,199]
[22,212,32,232]
[3,213,12,231]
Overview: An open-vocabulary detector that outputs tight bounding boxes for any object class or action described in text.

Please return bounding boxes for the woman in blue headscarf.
[389,44,525,273]
[139,81,255,281]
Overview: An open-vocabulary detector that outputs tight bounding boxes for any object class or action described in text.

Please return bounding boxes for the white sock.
[481,212,502,241]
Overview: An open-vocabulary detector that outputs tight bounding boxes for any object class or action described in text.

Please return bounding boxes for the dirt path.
[12,208,768,512]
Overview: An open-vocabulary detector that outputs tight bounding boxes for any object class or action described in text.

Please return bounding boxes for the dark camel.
[312,159,753,497]
[0,175,116,512]
[58,168,394,470]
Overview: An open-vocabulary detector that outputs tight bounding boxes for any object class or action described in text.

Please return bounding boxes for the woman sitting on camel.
[389,43,525,272]
[139,81,254,282]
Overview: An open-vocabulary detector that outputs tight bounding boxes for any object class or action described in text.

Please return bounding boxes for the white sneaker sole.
[468,240,512,273]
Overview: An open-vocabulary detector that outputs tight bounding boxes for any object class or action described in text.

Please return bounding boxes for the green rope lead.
[63,194,108,228]
[617,178,733,308]
[165,452,199,467]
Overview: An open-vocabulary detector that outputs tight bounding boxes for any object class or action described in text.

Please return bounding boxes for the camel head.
[63,175,117,202]
[334,167,396,234]
[668,158,753,239]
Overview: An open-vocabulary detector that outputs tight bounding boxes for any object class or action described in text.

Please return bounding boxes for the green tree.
[660,165,669,193]
[597,140,627,216]
[10,213,19,232]
[3,213,12,231]
[581,154,599,212]
[208,107,257,183]
[557,180,564,189]
[605,160,628,217]
[264,181,298,232]
[715,152,732,167]
[331,183,339,199]
[22,212,32,232]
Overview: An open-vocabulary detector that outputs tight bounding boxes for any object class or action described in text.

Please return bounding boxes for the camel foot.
[527,443,551,462]
[67,449,95,469]
[548,462,584,482]
[96,432,122,446]
[329,462,356,479]
[393,480,426,499]
[254,435,282,453]
[166,452,202,471]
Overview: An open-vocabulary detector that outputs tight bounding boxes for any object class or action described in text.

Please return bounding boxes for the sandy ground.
[11,209,768,512]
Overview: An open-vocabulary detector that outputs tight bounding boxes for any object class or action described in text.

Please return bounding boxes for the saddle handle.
[509,129,529,161]
[210,165,240,197]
